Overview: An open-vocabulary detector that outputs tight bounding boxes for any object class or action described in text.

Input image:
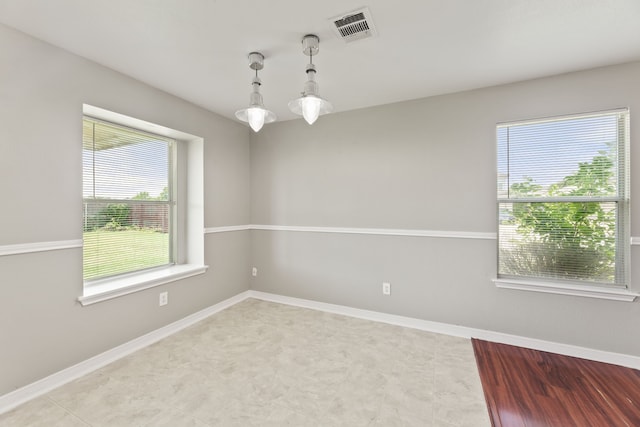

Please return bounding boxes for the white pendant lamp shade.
[235,52,276,132]
[289,35,332,125]
[235,79,276,132]
[288,68,332,125]
[289,94,332,125]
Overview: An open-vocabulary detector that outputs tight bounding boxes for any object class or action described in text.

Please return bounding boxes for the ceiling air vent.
[329,7,377,43]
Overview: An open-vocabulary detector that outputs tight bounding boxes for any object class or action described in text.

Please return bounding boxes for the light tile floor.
[0,299,490,426]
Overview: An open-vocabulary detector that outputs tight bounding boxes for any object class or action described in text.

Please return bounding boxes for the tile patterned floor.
[0,299,490,426]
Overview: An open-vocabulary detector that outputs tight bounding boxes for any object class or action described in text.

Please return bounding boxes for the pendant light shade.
[235,52,276,132]
[288,35,332,125]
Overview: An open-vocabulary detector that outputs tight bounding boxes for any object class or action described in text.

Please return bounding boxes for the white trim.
[496,108,629,128]
[493,278,639,302]
[203,224,496,239]
[2,231,633,256]
[0,240,82,257]
[250,224,496,240]
[0,291,251,415]
[248,290,478,338]
[500,196,622,203]
[4,289,640,415]
[78,264,208,306]
[84,105,200,141]
[247,290,640,369]
[204,225,251,234]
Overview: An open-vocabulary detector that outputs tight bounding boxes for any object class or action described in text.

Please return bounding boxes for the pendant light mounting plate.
[301,34,320,56]
[248,52,264,70]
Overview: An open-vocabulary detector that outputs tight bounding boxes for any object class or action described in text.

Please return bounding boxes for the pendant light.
[235,52,276,132]
[288,35,333,125]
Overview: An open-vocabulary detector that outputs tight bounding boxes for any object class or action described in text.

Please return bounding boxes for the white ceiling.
[2,0,640,124]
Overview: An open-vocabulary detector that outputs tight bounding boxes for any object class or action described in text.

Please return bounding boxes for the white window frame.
[78,105,207,305]
[493,109,638,301]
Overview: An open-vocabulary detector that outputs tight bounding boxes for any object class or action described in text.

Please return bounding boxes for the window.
[497,109,629,289]
[83,117,175,281]
[79,105,206,305]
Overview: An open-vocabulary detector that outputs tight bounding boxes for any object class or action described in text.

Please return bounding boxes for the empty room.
[2,1,640,426]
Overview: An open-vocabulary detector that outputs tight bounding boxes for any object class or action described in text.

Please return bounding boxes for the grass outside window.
[83,228,170,281]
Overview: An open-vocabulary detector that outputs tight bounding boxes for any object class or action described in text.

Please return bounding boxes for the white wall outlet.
[382,282,391,295]
[159,291,168,306]
[252,267,258,277]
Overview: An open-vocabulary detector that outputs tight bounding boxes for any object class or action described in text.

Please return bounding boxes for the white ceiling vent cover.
[329,7,377,43]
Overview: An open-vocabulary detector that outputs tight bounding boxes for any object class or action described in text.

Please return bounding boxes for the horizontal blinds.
[83,118,174,281]
[498,202,618,284]
[82,118,172,200]
[497,111,624,200]
[497,110,628,286]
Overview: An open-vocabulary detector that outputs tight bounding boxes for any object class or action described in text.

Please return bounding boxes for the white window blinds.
[497,109,629,287]
[82,117,175,281]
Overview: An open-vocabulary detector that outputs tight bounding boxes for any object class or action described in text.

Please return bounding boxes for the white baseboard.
[0,291,251,415]
[248,290,640,370]
[3,288,639,415]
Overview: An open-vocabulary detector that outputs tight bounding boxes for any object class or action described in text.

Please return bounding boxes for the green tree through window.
[501,152,616,282]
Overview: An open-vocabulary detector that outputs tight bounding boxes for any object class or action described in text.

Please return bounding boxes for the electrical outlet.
[252,267,258,277]
[382,282,391,295]
[159,291,168,306]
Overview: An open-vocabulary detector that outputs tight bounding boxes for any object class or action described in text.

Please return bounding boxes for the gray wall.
[0,24,251,395]
[250,61,640,357]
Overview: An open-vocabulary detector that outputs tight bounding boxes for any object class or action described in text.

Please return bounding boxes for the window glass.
[497,110,629,286]
[82,118,174,281]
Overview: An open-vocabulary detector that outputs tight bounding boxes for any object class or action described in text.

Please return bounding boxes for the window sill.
[493,278,639,302]
[78,264,208,306]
